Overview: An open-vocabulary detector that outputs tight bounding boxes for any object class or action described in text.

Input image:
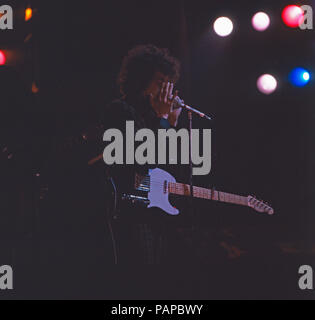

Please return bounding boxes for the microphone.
[172,96,212,121]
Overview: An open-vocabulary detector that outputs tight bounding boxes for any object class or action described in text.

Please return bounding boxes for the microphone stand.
[186,107,212,266]
[175,98,212,214]
[187,110,197,269]
[188,111,194,224]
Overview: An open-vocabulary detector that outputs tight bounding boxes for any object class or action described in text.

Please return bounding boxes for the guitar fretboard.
[168,182,248,207]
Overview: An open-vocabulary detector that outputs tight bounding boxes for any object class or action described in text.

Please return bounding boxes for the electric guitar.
[130,168,274,215]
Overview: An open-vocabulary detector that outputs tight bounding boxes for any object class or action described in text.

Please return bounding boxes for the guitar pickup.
[134,173,150,192]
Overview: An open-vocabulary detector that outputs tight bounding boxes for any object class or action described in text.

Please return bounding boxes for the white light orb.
[303,72,310,81]
[213,17,234,37]
[257,74,277,95]
[252,12,270,31]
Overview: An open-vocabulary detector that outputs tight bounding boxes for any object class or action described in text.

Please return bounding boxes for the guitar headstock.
[247,195,274,215]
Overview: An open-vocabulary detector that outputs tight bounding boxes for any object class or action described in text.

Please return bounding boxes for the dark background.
[0,0,315,299]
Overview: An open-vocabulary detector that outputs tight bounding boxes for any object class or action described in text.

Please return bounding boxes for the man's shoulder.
[100,98,138,130]
[105,98,136,118]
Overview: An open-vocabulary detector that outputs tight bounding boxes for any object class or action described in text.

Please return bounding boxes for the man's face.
[144,71,170,99]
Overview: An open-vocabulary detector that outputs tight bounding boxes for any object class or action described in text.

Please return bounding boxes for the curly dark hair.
[118,44,180,99]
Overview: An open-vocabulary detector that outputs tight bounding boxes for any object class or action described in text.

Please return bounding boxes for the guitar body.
[147,168,179,215]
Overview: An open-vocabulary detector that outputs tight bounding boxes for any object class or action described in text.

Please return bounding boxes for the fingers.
[170,89,178,112]
[169,83,174,100]
[164,82,171,103]
[159,82,166,103]
[159,81,175,104]
[172,89,178,102]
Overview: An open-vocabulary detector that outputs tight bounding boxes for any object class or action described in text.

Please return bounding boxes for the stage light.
[25,8,32,21]
[303,72,310,81]
[32,82,39,93]
[0,50,6,65]
[289,67,311,87]
[252,12,270,31]
[213,17,233,37]
[282,5,304,28]
[257,74,277,95]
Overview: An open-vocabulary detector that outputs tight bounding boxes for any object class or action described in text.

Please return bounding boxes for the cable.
[106,177,118,265]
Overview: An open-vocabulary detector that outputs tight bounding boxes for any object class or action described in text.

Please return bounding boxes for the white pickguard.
[147,168,179,215]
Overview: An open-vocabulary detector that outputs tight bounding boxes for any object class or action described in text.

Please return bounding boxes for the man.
[101,44,186,264]
[36,45,191,298]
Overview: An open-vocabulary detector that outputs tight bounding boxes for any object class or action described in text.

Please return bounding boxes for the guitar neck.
[168,182,248,207]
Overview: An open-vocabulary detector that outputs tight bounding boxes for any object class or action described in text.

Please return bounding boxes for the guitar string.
[136,180,249,204]
[135,182,268,209]
[139,179,247,198]
[139,184,268,208]
[136,178,268,209]
[140,178,246,196]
